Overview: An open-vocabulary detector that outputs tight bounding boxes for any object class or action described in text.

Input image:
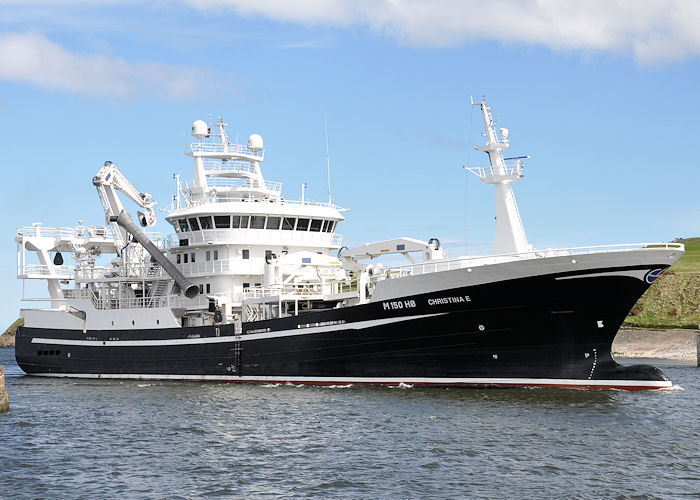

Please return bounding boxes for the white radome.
[499,127,509,139]
[247,133,263,151]
[191,120,208,139]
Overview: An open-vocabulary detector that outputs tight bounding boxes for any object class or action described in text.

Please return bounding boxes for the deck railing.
[387,242,685,277]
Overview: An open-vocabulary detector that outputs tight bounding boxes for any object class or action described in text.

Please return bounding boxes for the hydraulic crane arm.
[93,161,156,249]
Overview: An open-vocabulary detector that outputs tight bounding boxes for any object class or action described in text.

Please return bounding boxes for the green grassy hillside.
[624,238,700,329]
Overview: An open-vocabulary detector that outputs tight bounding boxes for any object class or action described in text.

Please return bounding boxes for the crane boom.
[92,161,157,250]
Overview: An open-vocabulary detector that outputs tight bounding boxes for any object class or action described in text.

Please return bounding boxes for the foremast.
[466,97,530,255]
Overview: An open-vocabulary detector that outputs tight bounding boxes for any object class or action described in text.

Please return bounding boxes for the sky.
[1,0,699,324]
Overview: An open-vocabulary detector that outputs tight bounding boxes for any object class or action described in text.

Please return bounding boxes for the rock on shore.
[0,333,15,348]
[0,366,8,413]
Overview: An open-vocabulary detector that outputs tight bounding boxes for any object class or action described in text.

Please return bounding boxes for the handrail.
[208,177,282,192]
[186,142,263,159]
[17,225,158,241]
[387,242,685,276]
[205,161,256,175]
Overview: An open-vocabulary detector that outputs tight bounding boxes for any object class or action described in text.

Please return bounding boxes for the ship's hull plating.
[15,263,672,390]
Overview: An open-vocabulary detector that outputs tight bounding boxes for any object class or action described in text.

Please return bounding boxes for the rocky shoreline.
[1,329,697,363]
[0,333,14,348]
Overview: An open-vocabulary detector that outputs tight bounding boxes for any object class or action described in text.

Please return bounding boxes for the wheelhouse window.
[188,217,200,231]
[214,215,230,229]
[266,216,281,230]
[324,221,336,233]
[309,219,322,232]
[250,215,266,229]
[199,216,213,230]
[282,217,296,230]
[296,218,309,231]
[178,219,189,232]
[240,216,249,229]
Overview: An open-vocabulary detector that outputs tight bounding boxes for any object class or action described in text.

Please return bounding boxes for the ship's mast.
[465,97,530,255]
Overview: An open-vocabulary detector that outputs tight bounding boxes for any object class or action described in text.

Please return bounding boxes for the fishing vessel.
[15,99,684,390]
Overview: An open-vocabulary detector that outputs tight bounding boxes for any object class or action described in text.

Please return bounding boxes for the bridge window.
[242,249,249,259]
[199,216,213,230]
[214,250,219,260]
[178,219,189,232]
[282,217,296,230]
[266,216,281,230]
[325,221,336,233]
[240,216,249,229]
[188,217,200,231]
[310,219,323,232]
[250,215,266,229]
[214,215,230,229]
[296,218,309,231]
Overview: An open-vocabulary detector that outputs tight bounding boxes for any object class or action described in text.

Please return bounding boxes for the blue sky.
[1,1,699,324]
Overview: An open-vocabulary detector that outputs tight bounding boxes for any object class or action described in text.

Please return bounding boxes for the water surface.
[1,349,698,498]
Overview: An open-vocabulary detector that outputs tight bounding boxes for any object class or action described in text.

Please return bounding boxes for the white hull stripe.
[28,373,673,389]
[555,269,648,281]
[30,313,447,347]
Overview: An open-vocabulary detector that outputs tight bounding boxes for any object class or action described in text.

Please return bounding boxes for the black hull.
[15,265,671,390]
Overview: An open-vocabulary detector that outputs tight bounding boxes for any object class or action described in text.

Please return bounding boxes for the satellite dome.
[191,120,208,139]
[247,133,263,151]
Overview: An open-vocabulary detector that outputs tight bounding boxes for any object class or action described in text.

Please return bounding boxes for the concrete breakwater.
[613,329,699,364]
[0,366,8,413]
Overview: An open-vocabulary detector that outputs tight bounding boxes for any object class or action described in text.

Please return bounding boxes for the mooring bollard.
[0,365,8,413]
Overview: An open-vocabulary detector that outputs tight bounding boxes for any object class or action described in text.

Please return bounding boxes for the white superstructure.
[16,116,354,330]
[16,104,682,336]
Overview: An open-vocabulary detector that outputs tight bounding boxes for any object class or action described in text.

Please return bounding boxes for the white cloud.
[0,31,211,99]
[184,0,700,63]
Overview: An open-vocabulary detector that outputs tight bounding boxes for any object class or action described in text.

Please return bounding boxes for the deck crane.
[92,161,157,252]
[92,160,198,298]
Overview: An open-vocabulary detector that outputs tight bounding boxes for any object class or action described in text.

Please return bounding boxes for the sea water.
[0,348,698,498]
